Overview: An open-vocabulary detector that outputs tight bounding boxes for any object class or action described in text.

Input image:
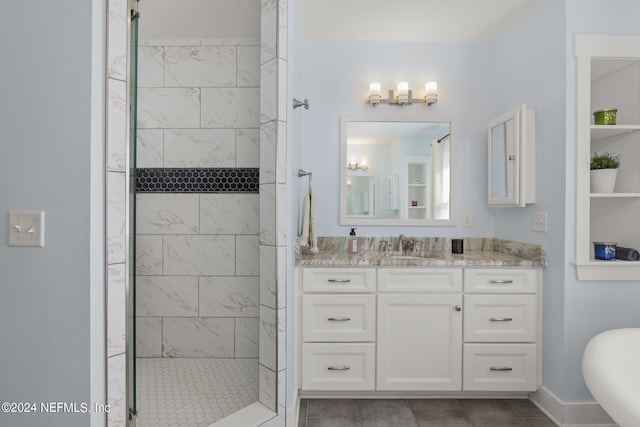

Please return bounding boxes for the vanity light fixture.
[347,160,368,170]
[367,81,438,106]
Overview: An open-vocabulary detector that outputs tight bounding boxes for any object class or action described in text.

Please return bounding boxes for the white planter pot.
[590,168,618,193]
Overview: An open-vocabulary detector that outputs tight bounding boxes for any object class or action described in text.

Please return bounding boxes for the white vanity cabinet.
[377,268,462,391]
[298,266,541,396]
[300,268,377,391]
[463,268,538,391]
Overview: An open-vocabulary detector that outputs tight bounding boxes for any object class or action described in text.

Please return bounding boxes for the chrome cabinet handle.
[454,305,462,312]
[489,280,514,284]
[327,366,350,371]
[328,317,351,321]
[327,279,351,283]
[490,366,513,371]
[489,317,513,322]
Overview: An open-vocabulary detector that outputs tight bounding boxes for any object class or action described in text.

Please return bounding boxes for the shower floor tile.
[136,358,258,427]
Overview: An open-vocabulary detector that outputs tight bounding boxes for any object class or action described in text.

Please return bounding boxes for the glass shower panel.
[127,5,139,423]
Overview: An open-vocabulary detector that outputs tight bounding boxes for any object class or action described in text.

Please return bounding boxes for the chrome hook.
[293,98,310,109]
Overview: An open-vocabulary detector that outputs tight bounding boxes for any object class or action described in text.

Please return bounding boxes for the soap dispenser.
[348,228,358,254]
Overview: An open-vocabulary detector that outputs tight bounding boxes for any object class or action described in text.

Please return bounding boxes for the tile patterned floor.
[298,399,557,427]
[136,358,258,427]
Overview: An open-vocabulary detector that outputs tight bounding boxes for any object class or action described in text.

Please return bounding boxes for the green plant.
[591,152,621,170]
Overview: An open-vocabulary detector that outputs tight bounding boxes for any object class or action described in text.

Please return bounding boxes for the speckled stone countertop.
[297,237,546,267]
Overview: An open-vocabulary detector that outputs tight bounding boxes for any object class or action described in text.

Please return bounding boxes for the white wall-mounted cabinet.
[488,106,535,207]
[574,35,640,280]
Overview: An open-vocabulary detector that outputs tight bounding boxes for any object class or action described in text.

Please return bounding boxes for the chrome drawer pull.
[328,317,351,321]
[327,366,350,371]
[489,317,513,322]
[489,280,514,284]
[327,279,351,283]
[490,366,513,372]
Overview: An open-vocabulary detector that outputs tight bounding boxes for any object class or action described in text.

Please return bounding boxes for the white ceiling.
[299,0,537,42]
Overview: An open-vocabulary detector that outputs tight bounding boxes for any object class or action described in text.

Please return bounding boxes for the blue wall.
[0,1,105,426]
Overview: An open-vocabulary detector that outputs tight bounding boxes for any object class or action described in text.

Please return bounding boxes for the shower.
[125,0,281,425]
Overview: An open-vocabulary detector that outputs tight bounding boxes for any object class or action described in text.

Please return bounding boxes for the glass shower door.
[127,2,139,424]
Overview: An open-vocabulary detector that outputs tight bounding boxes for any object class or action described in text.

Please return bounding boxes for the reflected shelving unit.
[574,35,640,280]
[403,156,429,220]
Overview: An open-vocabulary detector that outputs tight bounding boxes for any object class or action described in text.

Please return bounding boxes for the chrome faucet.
[397,234,415,254]
[379,240,390,255]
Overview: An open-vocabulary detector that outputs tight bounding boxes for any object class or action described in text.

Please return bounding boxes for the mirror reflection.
[340,115,454,226]
[490,121,509,200]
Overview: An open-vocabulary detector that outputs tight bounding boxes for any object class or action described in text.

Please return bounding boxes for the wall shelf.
[590,193,640,198]
[591,125,640,141]
[574,35,640,281]
[574,261,640,281]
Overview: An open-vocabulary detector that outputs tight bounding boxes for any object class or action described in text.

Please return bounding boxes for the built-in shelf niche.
[574,35,640,281]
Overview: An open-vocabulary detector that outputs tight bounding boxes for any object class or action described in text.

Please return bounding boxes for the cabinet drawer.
[463,343,537,392]
[378,268,462,293]
[302,268,376,293]
[301,343,375,391]
[464,295,536,342]
[464,268,537,293]
[302,295,376,342]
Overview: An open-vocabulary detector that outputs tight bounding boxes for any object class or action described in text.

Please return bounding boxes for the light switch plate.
[9,211,45,247]
[463,211,473,227]
[533,211,548,232]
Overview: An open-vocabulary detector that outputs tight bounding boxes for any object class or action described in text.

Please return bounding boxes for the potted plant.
[590,151,621,193]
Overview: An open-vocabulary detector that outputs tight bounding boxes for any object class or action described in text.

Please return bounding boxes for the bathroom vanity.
[296,237,544,398]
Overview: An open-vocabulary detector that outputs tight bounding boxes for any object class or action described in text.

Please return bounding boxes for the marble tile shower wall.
[135,39,261,360]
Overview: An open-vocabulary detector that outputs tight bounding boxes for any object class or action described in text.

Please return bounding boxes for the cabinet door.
[488,106,535,207]
[377,294,462,391]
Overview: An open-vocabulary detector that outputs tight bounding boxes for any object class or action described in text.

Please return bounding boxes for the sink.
[583,328,640,427]
[385,252,437,260]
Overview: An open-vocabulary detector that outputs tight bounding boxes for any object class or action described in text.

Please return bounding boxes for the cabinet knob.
[454,305,462,311]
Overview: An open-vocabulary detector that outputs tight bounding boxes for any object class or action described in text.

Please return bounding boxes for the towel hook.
[293,98,310,110]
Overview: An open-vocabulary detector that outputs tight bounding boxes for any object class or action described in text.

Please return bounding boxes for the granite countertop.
[296,237,546,268]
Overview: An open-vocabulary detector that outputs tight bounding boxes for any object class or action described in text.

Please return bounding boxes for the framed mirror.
[340,114,455,226]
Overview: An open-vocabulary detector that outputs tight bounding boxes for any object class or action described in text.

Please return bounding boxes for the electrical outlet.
[9,211,45,247]
[533,211,548,232]
[463,211,472,227]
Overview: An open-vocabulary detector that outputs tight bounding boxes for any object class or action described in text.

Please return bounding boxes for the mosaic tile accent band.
[136,168,259,193]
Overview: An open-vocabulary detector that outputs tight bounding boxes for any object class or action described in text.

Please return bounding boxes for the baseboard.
[530,386,617,426]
